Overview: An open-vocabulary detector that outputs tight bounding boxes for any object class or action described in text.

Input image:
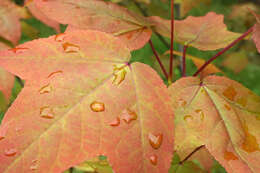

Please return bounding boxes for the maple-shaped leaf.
[149,12,241,50]
[0,1,30,45]
[0,30,174,173]
[252,12,260,53]
[25,0,61,33]
[0,43,15,112]
[169,76,260,173]
[34,0,152,50]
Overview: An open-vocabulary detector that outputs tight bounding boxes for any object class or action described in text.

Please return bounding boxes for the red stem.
[148,40,169,79]
[179,145,205,164]
[182,45,188,77]
[169,0,175,82]
[193,26,254,76]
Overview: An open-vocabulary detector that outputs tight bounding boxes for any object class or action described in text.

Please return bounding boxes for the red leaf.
[0,30,174,173]
[0,1,24,45]
[34,0,152,50]
[149,12,241,50]
[0,43,15,111]
[25,0,61,33]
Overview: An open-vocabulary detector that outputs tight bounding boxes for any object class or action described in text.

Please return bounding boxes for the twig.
[193,26,254,76]
[179,145,205,164]
[148,40,168,79]
[169,0,175,83]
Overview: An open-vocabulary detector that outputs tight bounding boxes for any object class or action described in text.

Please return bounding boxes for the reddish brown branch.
[179,145,205,164]
[193,27,254,76]
[169,0,175,83]
[148,40,168,79]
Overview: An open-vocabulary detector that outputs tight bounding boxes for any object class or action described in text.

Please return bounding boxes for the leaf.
[175,0,211,17]
[25,0,61,33]
[149,12,242,50]
[0,30,174,173]
[0,43,15,112]
[169,76,260,173]
[34,0,152,50]
[165,50,222,78]
[222,50,249,73]
[252,12,260,53]
[0,1,29,45]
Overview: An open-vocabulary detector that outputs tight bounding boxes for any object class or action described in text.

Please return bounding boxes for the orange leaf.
[0,1,26,45]
[25,0,61,33]
[169,76,260,173]
[0,43,15,111]
[0,30,174,173]
[149,12,241,50]
[34,0,152,50]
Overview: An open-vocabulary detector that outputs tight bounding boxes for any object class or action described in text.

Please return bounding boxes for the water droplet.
[195,109,205,121]
[149,154,157,165]
[4,148,17,156]
[200,88,206,94]
[178,99,187,107]
[184,115,193,122]
[110,117,120,127]
[15,127,21,132]
[121,108,137,124]
[112,65,127,85]
[62,42,80,53]
[9,47,29,53]
[223,86,237,101]
[30,164,38,171]
[90,101,105,112]
[0,129,6,141]
[47,70,63,78]
[38,83,52,94]
[148,133,163,149]
[40,106,54,119]
[0,123,9,141]
[224,151,238,161]
[55,33,66,42]
[0,135,5,140]
[224,104,231,111]
[237,97,247,107]
[242,125,260,153]
[30,159,38,170]
[126,32,134,40]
